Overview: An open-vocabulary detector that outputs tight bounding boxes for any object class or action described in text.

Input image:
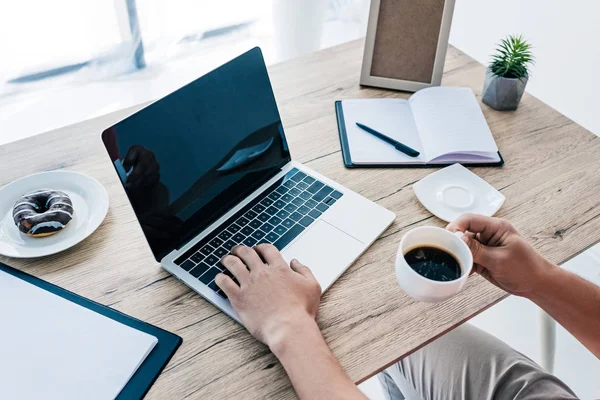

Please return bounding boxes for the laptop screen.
[102,48,291,261]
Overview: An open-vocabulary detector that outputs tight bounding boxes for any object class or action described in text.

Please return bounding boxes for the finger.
[461,234,499,271]
[215,273,240,298]
[221,255,250,283]
[447,213,496,234]
[290,258,315,279]
[230,245,264,270]
[254,244,285,265]
[448,214,514,243]
[472,263,484,275]
[123,146,140,170]
[127,159,151,187]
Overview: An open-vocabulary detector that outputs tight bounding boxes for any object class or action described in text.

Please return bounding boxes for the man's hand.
[216,244,321,348]
[123,145,160,189]
[447,214,555,297]
[216,245,366,399]
[448,214,600,358]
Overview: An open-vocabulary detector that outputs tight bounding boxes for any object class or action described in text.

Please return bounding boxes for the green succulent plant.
[489,34,534,80]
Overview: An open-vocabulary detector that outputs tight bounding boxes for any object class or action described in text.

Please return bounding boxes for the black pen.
[355,122,420,157]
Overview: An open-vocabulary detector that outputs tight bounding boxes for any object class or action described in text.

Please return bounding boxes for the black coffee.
[404,246,462,282]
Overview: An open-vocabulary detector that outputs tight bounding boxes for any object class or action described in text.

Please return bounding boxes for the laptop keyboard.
[174,168,343,299]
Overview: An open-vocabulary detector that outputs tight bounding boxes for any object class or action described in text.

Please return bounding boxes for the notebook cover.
[335,100,504,168]
[0,262,182,400]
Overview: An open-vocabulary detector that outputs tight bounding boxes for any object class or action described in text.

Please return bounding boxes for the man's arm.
[448,214,600,358]
[270,317,365,400]
[216,244,366,400]
[527,265,600,357]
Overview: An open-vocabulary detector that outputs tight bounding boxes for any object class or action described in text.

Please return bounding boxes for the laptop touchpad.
[281,220,363,292]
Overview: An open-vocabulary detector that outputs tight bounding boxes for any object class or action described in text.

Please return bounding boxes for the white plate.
[413,163,505,223]
[0,171,109,258]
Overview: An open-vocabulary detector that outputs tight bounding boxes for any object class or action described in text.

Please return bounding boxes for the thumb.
[462,235,498,271]
[123,146,139,170]
[290,259,316,280]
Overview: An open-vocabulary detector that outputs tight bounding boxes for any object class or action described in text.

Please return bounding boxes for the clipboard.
[335,100,504,168]
[0,262,182,400]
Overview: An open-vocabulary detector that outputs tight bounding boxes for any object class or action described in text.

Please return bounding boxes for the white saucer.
[0,171,109,258]
[413,164,505,222]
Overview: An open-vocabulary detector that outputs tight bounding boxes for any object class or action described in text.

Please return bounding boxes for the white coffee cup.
[395,227,473,302]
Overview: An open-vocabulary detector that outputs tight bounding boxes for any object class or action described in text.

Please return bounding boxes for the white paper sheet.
[409,87,499,162]
[0,270,157,400]
[342,98,428,164]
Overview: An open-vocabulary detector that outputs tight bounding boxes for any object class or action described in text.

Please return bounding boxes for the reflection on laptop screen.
[102,48,291,260]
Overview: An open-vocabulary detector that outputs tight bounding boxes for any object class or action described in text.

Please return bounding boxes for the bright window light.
[0,1,121,80]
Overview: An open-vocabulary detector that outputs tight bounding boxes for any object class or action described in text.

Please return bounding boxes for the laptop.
[102,47,395,322]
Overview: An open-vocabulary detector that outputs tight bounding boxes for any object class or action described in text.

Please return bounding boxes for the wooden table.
[2,40,600,399]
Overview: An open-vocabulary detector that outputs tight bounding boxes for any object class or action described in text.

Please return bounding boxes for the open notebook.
[335,87,503,167]
[0,268,158,400]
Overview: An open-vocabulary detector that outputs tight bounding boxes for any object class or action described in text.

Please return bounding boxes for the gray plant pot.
[482,70,528,111]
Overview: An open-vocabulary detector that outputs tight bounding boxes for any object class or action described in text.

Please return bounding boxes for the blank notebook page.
[409,87,498,161]
[0,270,158,400]
[342,99,428,164]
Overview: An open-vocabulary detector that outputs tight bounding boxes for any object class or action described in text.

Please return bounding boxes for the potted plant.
[482,34,534,111]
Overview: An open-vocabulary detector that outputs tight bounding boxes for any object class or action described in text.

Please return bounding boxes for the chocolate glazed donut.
[12,189,74,237]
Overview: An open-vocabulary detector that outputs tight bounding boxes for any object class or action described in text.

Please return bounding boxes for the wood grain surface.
[2,40,600,399]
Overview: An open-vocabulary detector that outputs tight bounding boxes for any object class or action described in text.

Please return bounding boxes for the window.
[0,0,266,92]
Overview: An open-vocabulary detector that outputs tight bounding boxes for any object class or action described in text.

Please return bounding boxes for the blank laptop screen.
[102,48,291,261]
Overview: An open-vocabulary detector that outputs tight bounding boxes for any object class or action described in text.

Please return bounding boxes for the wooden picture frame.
[360,0,456,92]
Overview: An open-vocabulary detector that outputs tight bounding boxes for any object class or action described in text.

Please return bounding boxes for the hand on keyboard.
[174,168,343,300]
[216,244,321,348]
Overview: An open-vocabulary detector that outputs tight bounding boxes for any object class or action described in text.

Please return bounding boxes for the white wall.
[449,0,600,136]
